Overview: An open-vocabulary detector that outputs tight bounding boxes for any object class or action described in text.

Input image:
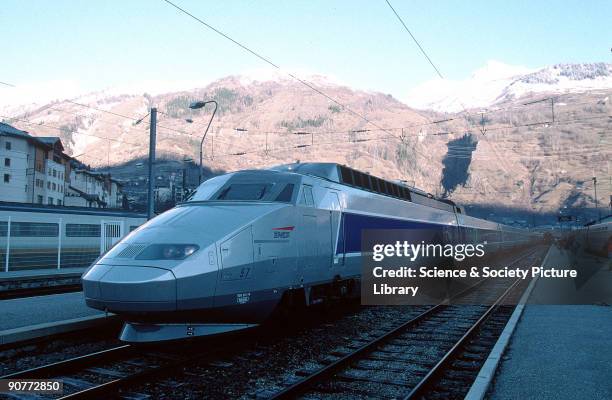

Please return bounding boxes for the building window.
[4,158,9,167]
[56,199,62,206]
[3,174,9,183]
[53,170,57,178]
[5,142,11,150]
[47,182,51,189]
[52,183,56,191]
[48,197,53,205]
[37,195,43,203]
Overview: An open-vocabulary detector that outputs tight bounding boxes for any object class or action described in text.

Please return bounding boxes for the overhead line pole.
[147,108,157,220]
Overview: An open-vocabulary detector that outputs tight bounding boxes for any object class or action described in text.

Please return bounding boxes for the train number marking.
[239,267,251,278]
[237,292,251,304]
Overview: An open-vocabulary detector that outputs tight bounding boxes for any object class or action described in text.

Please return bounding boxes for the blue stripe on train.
[337,212,449,254]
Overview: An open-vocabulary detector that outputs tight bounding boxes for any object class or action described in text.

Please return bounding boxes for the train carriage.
[0,203,146,270]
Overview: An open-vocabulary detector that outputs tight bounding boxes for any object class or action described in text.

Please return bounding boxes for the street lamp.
[187,100,218,184]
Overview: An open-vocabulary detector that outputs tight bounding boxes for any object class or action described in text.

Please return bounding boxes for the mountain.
[404,61,612,112]
[2,65,610,220]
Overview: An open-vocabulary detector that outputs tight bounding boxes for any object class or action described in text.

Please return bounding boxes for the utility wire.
[384,0,444,79]
[160,0,413,151]
[1,115,142,147]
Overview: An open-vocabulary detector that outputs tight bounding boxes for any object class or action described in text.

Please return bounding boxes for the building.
[0,122,124,209]
[0,122,70,206]
[65,168,123,208]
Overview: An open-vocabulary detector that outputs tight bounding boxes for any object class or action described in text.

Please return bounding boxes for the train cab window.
[300,185,315,206]
[274,183,295,202]
[216,183,272,201]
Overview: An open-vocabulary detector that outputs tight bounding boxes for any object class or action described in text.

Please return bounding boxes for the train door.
[321,190,342,266]
[297,185,317,284]
[100,220,123,254]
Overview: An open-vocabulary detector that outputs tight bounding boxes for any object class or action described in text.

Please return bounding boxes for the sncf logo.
[272,226,294,239]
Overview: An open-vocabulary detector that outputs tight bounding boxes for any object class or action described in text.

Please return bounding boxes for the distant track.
[0,284,82,300]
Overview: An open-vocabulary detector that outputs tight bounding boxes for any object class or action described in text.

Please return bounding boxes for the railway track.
[0,247,545,399]
[0,337,233,400]
[268,247,544,399]
[0,284,82,300]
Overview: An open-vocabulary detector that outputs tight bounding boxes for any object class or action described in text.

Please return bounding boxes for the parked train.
[579,216,611,258]
[81,163,539,342]
[0,203,146,270]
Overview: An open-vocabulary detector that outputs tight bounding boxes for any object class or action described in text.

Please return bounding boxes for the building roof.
[0,122,64,151]
[67,185,107,207]
[0,121,35,139]
[37,136,65,151]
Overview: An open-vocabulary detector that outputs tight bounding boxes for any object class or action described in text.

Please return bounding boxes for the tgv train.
[82,163,537,342]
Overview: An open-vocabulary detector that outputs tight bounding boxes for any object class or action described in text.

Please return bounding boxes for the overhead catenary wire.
[384,0,444,79]
[160,0,428,158]
[1,115,143,147]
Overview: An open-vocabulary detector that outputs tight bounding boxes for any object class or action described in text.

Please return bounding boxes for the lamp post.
[593,176,599,221]
[187,100,218,184]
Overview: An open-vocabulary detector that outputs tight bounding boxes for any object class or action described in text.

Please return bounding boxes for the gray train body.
[81,163,537,342]
[578,217,611,257]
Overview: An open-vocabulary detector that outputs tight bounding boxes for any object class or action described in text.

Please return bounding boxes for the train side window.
[385,182,393,196]
[66,224,101,237]
[353,171,362,188]
[371,177,380,192]
[340,166,354,185]
[301,185,315,206]
[379,180,387,194]
[363,175,373,191]
[392,184,400,197]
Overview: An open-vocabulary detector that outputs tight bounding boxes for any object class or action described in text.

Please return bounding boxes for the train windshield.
[216,183,271,200]
[188,174,296,203]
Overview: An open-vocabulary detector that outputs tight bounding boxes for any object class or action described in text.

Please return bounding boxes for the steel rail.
[0,345,133,380]
[403,275,525,399]
[269,247,540,399]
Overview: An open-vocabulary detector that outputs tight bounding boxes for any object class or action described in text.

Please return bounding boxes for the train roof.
[271,162,460,214]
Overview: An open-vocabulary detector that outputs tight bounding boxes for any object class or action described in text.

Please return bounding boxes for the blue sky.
[1,0,610,101]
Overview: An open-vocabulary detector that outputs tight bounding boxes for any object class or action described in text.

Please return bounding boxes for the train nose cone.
[83,265,177,313]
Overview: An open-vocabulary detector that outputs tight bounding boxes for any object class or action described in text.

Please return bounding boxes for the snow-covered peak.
[471,60,534,81]
[404,61,612,112]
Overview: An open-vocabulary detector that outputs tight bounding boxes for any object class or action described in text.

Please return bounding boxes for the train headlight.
[135,244,200,260]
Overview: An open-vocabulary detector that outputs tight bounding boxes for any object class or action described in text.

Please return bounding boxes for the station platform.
[0,267,86,294]
[467,245,612,400]
[0,267,87,281]
[0,291,116,346]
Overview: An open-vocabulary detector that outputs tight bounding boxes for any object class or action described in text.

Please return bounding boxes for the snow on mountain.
[404,61,612,112]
